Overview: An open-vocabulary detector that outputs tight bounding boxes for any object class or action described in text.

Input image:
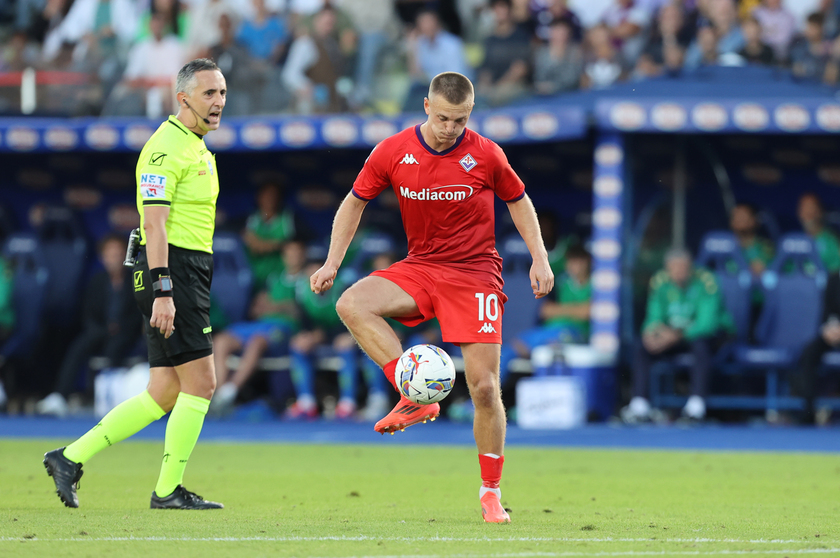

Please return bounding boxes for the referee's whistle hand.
[310,265,337,294]
[151,298,176,339]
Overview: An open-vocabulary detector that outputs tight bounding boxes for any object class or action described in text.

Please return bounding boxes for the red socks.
[478,453,504,489]
[383,358,399,392]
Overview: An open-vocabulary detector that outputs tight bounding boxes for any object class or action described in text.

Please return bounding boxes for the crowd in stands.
[0,0,837,116]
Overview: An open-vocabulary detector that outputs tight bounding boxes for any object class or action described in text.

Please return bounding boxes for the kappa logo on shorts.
[133,270,144,291]
[478,322,497,334]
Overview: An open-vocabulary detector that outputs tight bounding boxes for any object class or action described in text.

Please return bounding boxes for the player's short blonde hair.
[428,72,474,105]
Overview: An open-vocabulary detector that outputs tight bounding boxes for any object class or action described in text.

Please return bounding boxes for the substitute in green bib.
[44,59,226,511]
[211,239,307,414]
[623,248,734,424]
[798,193,840,273]
[730,204,774,278]
[497,245,592,383]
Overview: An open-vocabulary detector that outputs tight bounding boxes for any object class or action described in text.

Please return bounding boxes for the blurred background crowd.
[0,0,836,116]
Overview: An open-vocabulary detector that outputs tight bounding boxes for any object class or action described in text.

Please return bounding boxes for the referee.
[44,59,226,510]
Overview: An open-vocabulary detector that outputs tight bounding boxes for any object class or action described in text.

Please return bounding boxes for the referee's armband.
[150,267,173,298]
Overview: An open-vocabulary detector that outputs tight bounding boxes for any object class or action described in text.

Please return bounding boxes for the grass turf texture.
[0,439,836,557]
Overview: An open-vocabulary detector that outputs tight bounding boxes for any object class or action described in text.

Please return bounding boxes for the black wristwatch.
[150,267,173,298]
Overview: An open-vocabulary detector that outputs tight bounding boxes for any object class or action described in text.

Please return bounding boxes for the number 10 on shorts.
[475,292,500,322]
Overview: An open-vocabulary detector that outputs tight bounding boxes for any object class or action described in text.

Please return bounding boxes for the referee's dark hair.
[429,72,474,105]
[176,58,220,95]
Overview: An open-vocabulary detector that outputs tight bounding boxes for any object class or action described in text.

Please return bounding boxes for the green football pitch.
[0,439,836,557]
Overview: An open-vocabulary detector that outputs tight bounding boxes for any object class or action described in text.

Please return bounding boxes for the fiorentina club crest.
[459,153,477,172]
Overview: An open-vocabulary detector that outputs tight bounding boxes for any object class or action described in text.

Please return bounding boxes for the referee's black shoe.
[43,447,83,508]
[150,485,224,509]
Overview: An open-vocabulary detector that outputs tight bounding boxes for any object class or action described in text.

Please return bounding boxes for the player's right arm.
[310,193,368,294]
[311,141,391,294]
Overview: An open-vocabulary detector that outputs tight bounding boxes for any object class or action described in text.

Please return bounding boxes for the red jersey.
[352,125,525,269]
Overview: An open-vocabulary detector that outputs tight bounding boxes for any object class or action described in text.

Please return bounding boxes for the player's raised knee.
[335,288,361,324]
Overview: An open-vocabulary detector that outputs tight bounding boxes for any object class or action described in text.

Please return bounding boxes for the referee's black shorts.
[134,245,214,368]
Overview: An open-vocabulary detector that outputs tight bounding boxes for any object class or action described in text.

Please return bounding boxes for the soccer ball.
[396,344,456,405]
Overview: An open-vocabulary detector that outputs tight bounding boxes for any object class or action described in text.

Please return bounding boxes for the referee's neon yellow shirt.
[136,115,219,254]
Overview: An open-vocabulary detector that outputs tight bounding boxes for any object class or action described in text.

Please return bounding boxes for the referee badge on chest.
[459,153,477,172]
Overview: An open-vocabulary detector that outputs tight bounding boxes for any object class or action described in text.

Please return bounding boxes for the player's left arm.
[507,194,554,299]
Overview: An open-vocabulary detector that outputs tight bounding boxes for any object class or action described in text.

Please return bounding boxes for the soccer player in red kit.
[310,72,553,523]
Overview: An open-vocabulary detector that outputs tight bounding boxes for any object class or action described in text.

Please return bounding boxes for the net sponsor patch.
[140,174,167,199]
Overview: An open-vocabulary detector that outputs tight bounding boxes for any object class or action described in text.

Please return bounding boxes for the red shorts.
[371,259,507,345]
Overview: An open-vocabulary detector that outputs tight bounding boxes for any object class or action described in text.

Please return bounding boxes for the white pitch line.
[0,536,831,544]
[7,546,838,558]
[298,552,840,558]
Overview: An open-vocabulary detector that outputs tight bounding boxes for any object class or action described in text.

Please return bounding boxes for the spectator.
[684,24,720,69]
[336,0,397,109]
[685,0,744,68]
[790,271,840,425]
[531,0,584,43]
[707,0,744,56]
[302,0,358,60]
[208,13,268,115]
[730,203,774,278]
[243,182,298,288]
[102,12,185,116]
[237,0,289,65]
[136,0,186,42]
[282,6,349,113]
[476,0,532,107]
[581,23,624,88]
[623,247,734,423]
[211,239,306,414]
[499,245,592,381]
[284,251,358,420]
[662,41,685,75]
[42,0,140,64]
[184,0,240,57]
[751,0,796,62]
[600,0,651,65]
[632,51,661,79]
[642,2,694,67]
[738,15,776,66]
[798,193,840,273]
[0,254,13,409]
[36,234,142,417]
[790,12,830,81]
[403,9,471,112]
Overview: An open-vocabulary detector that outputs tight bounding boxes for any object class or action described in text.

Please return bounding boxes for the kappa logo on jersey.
[478,322,497,334]
[400,153,419,165]
[399,184,474,202]
[140,173,166,199]
[459,153,477,172]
